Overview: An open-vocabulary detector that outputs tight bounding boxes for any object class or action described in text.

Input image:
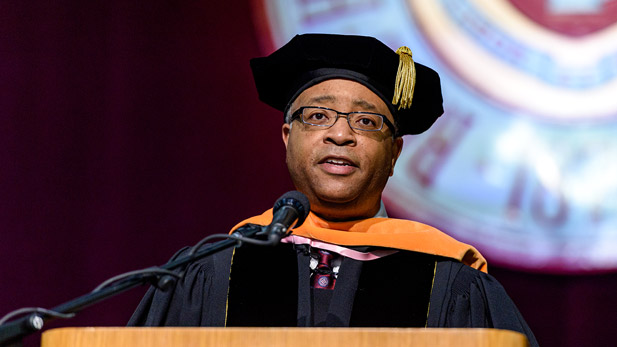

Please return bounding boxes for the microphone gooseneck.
[265,191,310,244]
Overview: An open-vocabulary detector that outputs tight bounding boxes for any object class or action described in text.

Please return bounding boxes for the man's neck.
[310,200,387,222]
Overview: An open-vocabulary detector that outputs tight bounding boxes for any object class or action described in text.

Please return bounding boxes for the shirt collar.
[374,200,388,218]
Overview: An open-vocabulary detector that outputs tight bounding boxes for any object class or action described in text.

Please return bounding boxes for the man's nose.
[324,115,356,145]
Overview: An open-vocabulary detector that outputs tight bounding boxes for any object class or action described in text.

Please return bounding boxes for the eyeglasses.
[291,106,396,134]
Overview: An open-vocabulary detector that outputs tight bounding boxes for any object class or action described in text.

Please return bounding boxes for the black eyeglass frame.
[290,106,397,135]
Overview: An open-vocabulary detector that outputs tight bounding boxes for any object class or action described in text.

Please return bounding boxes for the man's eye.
[355,116,378,128]
[359,118,375,125]
[307,112,329,122]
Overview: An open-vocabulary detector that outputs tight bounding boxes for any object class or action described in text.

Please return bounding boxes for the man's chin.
[312,191,358,205]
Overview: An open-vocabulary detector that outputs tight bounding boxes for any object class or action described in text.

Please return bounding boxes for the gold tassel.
[392,46,416,110]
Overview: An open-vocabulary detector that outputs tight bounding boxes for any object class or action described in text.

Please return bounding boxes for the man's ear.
[282,123,291,149]
[390,136,404,176]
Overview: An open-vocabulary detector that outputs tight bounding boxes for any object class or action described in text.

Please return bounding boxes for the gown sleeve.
[428,261,539,347]
[127,247,233,327]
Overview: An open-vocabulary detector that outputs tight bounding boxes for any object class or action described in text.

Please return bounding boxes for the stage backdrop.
[1,1,617,347]
[256,0,617,274]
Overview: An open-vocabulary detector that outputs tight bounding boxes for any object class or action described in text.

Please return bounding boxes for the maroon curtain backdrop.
[0,2,615,346]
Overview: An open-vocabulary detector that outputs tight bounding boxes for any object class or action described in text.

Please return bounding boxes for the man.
[129,34,538,346]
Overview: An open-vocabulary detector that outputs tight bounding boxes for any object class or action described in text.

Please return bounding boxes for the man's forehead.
[293,79,391,113]
[303,95,378,109]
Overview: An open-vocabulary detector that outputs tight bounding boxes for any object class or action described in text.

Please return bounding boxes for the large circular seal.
[252,0,617,273]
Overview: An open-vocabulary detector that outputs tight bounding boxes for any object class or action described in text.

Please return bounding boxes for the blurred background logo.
[255,0,617,273]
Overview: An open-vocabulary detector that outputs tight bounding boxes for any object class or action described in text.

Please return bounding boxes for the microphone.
[265,191,310,244]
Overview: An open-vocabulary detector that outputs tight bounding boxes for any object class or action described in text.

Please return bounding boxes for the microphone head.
[273,191,310,228]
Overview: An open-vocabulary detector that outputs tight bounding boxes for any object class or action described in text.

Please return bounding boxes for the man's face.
[282,79,403,221]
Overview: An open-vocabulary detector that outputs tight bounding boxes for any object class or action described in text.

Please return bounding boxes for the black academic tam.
[250,33,444,136]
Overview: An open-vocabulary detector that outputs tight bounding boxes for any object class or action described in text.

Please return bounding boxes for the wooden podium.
[41,327,528,347]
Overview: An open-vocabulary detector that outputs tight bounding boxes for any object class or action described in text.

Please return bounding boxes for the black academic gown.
[128,242,538,347]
